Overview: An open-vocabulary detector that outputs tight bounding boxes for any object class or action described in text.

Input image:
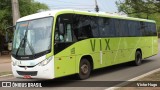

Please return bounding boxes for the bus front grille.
[17,71,37,76]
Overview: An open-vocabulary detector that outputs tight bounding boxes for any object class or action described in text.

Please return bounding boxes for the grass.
[116,71,160,90]
[139,71,160,81]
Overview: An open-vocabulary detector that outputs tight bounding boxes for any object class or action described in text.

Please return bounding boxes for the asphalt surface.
[0,63,11,73]
[0,54,11,73]
[0,39,160,90]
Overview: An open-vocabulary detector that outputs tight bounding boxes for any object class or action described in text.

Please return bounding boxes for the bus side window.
[98,17,105,37]
[114,19,121,36]
[65,24,73,42]
[90,16,99,37]
[140,22,146,36]
[55,14,75,43]
[151,23,157,36]
[73,15,93,40]
[55,20,65,42]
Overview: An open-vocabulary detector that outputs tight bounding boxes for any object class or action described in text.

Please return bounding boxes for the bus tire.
[134,51,142,66]
[77,58,91,80]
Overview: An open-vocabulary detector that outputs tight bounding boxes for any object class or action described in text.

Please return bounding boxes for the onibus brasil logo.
[2,82,42,87]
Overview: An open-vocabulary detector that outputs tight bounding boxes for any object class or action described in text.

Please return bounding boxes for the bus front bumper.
[11,56,54,79]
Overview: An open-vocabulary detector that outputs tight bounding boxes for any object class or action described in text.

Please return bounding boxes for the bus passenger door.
[54,14,76,78]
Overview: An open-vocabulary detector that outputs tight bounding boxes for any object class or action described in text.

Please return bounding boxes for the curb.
[0,74,13,78]
[105,68,160,90]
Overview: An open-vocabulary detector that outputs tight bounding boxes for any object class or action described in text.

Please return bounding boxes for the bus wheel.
[134,51,142,66]
[78,58,91,80]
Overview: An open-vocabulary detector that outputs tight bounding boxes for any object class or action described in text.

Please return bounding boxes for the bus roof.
[17,9,155,23]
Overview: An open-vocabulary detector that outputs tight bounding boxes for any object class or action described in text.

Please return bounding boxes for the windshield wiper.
[15,31,35,57]
[15,31,27,56]
[26,38,35,55]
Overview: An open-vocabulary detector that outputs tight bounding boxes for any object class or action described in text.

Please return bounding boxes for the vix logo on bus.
[90,39,110,52]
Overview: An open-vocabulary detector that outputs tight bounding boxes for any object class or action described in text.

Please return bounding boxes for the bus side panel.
[153,36,158,55]
[139,37,157,59]
[54,46,76,78]
[141,37,152,58]
[54,39,102,78]
[74,39,101,70]
[54,36,158,78]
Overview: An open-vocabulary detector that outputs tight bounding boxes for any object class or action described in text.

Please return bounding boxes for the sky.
[35,0,119,13]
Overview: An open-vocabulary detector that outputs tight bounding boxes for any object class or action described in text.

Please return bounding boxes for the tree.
[116,0,160,32]
[0,0,12,36]
[0,0,49,36]
[19,0,49,17]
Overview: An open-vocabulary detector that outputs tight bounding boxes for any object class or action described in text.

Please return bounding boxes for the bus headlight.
[38,57,53,66]
[12,61,17,66]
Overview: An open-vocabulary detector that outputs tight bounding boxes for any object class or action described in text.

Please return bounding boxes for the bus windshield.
[12,17,53,57]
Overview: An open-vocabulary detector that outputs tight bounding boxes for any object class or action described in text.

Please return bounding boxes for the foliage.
[0,0,12,36]
[19,0,48,17]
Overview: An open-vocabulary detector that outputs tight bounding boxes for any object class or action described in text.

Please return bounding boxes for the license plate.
[23,75,32,79]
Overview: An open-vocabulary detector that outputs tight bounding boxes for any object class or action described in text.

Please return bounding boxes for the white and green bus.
[11,9,158,79]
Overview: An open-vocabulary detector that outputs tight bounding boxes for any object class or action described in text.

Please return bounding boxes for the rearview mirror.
[5,25,15,32]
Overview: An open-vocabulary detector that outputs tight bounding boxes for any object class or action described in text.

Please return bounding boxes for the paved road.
[0,40,160,90]
[0,55,11,73]
[0,63,11,73]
